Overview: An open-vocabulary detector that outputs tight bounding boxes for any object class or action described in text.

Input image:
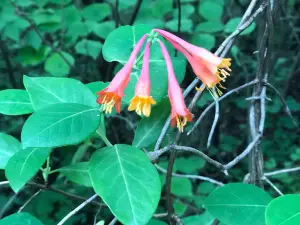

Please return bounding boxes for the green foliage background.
[0,0,299,225]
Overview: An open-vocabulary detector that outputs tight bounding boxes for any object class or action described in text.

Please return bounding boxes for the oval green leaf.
[182,212,215,225]
[89,144,161,225]
[21,103,101,148]
[0,89,34,115]
[266,194,300,225]
[198,2,223,21]
[44,52,74,77]
[56,162,92,187]
[0,133,21,169]
[133,99,170,148]
[0,212,44,225]
[204,183,272,225]
[81,3,111,22]
[23,75,98,110]
[5,147,51,192]
[75,39,103,60]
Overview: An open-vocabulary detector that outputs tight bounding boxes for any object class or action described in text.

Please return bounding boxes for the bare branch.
[266,82,300,131]
[264,167,300,177]
[207,98,220,148]
[262,177,283,196]
[18,189,42,212]
[108,218,118,225]
[155,165,224,186]
[0,181,9,186]
[57,194,98,225]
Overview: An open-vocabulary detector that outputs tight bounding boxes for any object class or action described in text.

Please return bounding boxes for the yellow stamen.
[128,96,156,117]
[176,115,188,132]
[100,93,119,114]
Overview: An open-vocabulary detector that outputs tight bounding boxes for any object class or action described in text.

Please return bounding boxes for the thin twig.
[0,181,9,186]
[264,167,300,176]
[129,0,143,25]
[108,217,118,225]
[149,145,224,170]
[266,82,300,131]
[57,194,98,225]
[262,176,283,196]
[224,134,262,170]
[156,165,224,186]
[207,98,219,148]
[188,80,260,135]
[18,189,42,212]
[0,186,24,219]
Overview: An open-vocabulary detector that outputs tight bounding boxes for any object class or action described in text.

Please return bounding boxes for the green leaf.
[21,103,101,148]
[195,21,224,33]
[86,81,109,96]
[56,162,92,187]
[23,30,42,50]
[198,2,223,21]
[182,212,215,225]
[172,4,195,18]
[175,156,205,173]
[189,34,215,50]
[89,144,161,225]
[224,17,256,35]
[102,25,152,63]
[0,89,34,115]
[0,212,44,225]
[75,39,103,60]
[0,133,21,169]
[133,100,170,148]
[81,3,111,22]
[165,19,193,33]
[265,194,300,225]
[204,183,272,225]
[44,52,74,77]
[17,46,50,66]
[171,177,193,197]
[91,21,115,39]
[197,182,217,194]
[5,147,51,192]
[147,219,167,225]
[174,200,187,216]
[23,76,97,110]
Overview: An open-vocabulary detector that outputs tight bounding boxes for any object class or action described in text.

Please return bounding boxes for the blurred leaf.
[17,46,50,66]
[182,212,215,225]
[0,89,34,115]
[91,21,115,39]
[5,147,51,192]
[174,200,187,216]
[56,162,92,187]
[195,21,224,33]
[189,33,215,50]
[175,156,206,173]
[23,76,97,110]
[172,4,195,18]
[89,144,161,225]
[23,30,42,50]
[0,133,21,169]
[172,177,193,197]
[133,99,170,149]
[0,212,44,225]
[197,182,217,194]
[165,19,193,33]
[75,39,102,60]
[266,194,300,225]
[224,17,256,35]
[198,2,223,21]
[147,219,167,225]
[204,183,272,225]
[21,103,101,148]
[81,3,111,22]
[44,52,74,77]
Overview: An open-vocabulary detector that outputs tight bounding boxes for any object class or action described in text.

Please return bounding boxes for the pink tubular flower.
[97,34,148,114]
[158,40,192,132]
[128,42,156,117]
[154,29,231,96]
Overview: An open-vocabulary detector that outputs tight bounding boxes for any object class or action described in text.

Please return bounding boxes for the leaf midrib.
[24,108,97,146]
[115,145,138,225]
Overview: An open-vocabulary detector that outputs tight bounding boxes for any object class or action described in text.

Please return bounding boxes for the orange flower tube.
[158,40,192,132]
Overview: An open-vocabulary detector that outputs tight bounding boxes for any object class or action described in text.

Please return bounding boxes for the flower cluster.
[97,29,232,132]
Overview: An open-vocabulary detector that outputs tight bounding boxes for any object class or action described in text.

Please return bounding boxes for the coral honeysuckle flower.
[97,34,148,113]
[128,42,156,117]
[154,29,232,97]
[158,40,192,132]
